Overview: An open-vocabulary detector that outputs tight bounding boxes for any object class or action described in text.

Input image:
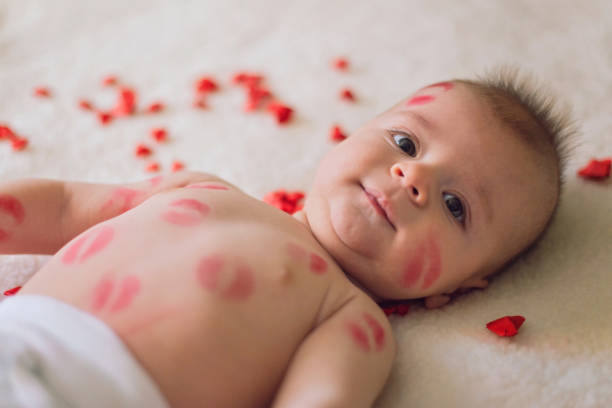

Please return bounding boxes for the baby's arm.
[0,171,226,255]
[272,296,396,408]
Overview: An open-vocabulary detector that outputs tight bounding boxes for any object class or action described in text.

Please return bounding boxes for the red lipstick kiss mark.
[92,276,114,312]
[363,313,385,350]
[421,237,441,290]
[196,253,225,291]
[161,198,210,226]
[223,263,254,300]
[195,254,255,301]
[0,195,26,224]
[110,275,141,312]
[91,274,141,313]
[0,229,9,243]
[406,95,435,106]
[309,253,328,275]
[346,322,370,352]
[62,225,115,265]
[402,245,425,288]
[426,81,453,91]
[185,182,229,190]
[100,188,147,215]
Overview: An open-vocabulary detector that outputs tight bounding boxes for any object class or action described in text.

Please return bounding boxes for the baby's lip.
[361,184,396,231]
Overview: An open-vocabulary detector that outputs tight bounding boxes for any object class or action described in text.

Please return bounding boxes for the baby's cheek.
[421,237,441,290]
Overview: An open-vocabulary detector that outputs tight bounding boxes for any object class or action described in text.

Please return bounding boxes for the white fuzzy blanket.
[1,0,611,406]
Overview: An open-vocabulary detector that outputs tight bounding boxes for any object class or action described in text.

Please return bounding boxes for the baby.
[0,69,572,407]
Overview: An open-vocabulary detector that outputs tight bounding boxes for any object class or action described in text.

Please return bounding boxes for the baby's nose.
[390,163,430,207]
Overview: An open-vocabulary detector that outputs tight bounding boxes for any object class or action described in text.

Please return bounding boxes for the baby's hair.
[454,66,578,277]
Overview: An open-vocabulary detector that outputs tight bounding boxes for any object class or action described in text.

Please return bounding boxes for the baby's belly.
[19,187,344,407]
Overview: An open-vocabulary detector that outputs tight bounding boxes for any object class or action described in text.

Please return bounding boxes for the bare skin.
[14,177,395,408]
[1,81,557,407]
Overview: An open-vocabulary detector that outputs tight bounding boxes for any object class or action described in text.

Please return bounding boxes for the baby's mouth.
[361,184,396,231]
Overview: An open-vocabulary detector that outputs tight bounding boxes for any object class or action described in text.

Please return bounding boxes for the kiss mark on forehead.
[406,95,435,106]
[161,198,210,226]
[0,195,26,224]
[62,225,115,265]
[425,81,454,91]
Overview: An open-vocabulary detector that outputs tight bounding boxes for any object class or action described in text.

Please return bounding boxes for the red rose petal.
[97,111,114,125]
[146,102,165,113]
[134,144,152,158]
[11,138,28,151]
[232,72,263,88]
[150,127,167,143]
[266,101,293,124]
[34,87,51,97]
[329,125,347,142]
[3,286,22,296]
[196,77,218,93]
[332,57,349,71]
[263,189,305,214]
[113,87,137,116]
[486,315,525,337]
[0,125,16,140]
[146,162,160,173]
[577,158,611,180]
[340,88,355,101]
[102,75,118,86]
[171,161,185,172]
[78,100,94,111]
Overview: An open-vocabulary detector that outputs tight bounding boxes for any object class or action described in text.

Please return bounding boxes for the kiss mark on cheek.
[62,225,115,265]
[161,198,210,226]
[185,182,229,190]
[346,322,371,352]
[406,95,435,106]
[0,195,26,224]
[100,188,147,215]
[401,244,425,288]
[421,237,441,290]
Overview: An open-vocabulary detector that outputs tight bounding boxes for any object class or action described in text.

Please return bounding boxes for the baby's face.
[302,82,553,302]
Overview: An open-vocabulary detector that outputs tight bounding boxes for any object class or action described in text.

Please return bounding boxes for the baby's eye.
[443,192,465,224]
[392,132,417,157]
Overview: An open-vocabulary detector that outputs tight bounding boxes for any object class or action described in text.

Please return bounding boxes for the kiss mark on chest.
[285,242,328,275]
[161,198,211,226]
[195,253,255,301]
[61,225,115,265]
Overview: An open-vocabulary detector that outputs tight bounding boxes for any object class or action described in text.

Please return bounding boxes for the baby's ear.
[424,294,451,309]
[461,277,489,290]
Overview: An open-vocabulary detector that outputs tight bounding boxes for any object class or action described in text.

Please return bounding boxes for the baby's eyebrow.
[402,110,434,131]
